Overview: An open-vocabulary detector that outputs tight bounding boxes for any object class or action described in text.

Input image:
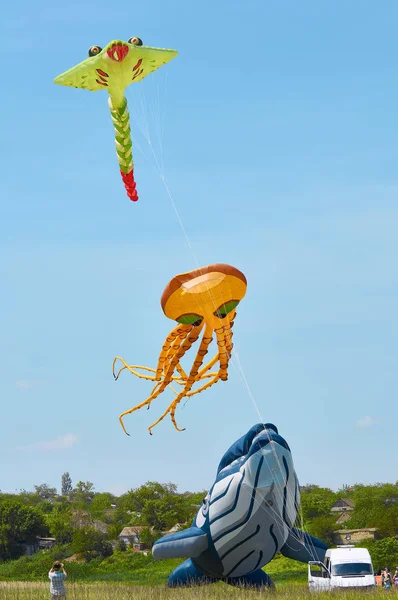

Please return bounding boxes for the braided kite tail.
[108,96,138,202]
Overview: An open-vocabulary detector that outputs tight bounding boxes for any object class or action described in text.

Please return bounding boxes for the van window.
[331,563,372,576]
[310,564,329,578]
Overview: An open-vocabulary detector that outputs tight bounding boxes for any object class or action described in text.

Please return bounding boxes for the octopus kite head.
[161,264,247,331]
[113,264,247,435]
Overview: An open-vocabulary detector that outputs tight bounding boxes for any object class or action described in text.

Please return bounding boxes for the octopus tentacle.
[155,324,192,379]
[214,325,229,381]
[224,314,235,354]
[113,358,157,381]
[186,372,221,397]
[148,324,214,434]
[175,363,188,382]
[119,325,201,435]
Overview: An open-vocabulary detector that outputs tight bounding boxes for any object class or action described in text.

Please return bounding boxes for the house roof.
[334,528,378,533]
[93,520,109,534]
[384,496,398,505]
[119,526,152,537]
[331,498,355,509]
[335,512,351,524]
[163,523,185,536]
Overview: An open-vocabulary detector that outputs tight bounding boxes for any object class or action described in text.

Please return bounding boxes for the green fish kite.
[54,37,178,201]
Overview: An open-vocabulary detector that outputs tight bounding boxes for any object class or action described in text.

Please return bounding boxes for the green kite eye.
[128,37,143,46]
[214,300,239,319]
[88,45,102,57]
[176,314,203,327]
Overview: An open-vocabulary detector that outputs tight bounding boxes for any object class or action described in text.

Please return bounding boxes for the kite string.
[129,78,200,268]
[134,103,303,527]
[129,81,277,440]
[130,88,297,481]
[128,85,319,558]
[149,142,200,267]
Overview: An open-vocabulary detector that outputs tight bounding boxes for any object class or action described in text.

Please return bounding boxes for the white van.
[308,546,376,591]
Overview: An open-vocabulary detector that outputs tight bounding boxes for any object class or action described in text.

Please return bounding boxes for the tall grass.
[0,550,309,585]
[0,582,385,600]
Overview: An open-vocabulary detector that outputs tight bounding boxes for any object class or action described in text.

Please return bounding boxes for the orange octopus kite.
[113,263,247,435]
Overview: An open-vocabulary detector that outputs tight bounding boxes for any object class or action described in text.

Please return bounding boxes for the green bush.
[361,537,398,570]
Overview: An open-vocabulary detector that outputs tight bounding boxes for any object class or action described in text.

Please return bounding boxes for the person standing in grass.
[382,568,392,590]
[48,561,67,599]
[393,568,398,589]
[375,569,383,586]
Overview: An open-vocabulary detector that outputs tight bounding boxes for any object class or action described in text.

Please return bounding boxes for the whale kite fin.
[226,569,274,589]
[168,559,217,587]
[152,526,208,559]
[280,527,327,563]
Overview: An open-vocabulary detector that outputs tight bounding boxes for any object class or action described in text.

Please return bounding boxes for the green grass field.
[0,581,385,600]
[0,550,309,585]
[0,551,386,598]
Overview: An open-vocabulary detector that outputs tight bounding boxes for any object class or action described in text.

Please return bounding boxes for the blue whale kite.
[153,423,327,589]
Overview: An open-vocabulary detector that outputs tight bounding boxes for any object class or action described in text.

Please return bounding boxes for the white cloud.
[16,380,44,390]
[16,434,78,452]
[356,416,375,428]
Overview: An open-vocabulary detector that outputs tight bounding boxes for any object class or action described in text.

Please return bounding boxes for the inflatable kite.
[54,38,178,201]
[113,263,247,435]
[153,422,328,589]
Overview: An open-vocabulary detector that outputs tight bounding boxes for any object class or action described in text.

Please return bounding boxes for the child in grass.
[48,561,67,599]
[382,568,392,590]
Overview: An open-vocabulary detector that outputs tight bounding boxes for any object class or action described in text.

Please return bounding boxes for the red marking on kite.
[107,44,129,62]
[96,68,109,77]
[132,68,144,81]
[133,58,142,71]
[120,169,138,201]
[96,79,108,86]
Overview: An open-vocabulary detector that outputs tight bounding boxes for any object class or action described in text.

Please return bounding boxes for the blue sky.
[1,0,397,497]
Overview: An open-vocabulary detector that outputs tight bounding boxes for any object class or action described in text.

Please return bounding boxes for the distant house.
[335,512,351,525]
[119,526,151,551]
[71,509,92,528]
[93,520,109,534]
[22,537,57,556]
[384,496,398,506]
[162,523,185,536]
[333,528,379,545]
[70,509,108,534]
[38,537,57,550]
[330,498,354,524]
[330,498,354,513]
[23,543,38,556]
[119,524,187,551]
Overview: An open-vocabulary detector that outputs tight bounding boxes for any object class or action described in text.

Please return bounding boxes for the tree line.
[0,474,397,568]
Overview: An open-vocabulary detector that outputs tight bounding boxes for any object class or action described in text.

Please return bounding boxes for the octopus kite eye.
[176,314,203,327]
[214,300,239,319]
[88,45,102,57]
[128,37,143,46]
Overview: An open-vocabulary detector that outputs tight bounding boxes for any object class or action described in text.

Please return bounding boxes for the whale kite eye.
[214,299,239,319]
[202,495,210,516]
[128,37,143,46]
[88,45,102,57]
